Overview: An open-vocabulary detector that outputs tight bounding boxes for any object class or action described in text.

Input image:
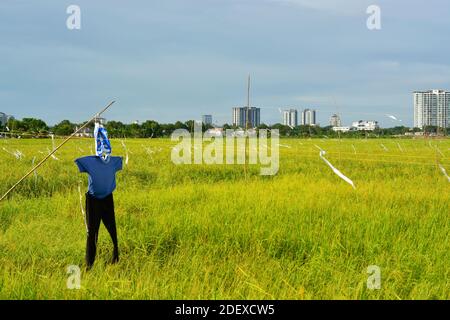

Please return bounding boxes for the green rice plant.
[0,138,448,299]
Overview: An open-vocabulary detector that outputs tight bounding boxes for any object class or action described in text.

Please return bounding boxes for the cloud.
[266,0,372,16]
[1,0,450,127]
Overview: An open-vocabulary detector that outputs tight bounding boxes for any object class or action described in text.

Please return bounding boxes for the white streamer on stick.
[386,114,402,122]
[51,134,55,151]
[397,143,404,152]
[47,148,59,161]
[15,150,25,159]
[319,150,356,189]
[352,144,356,154]
[121,140,129,165]
[439,165,450,182]
[3,147,22,160]
[143,146,154,156]
[380,144,388,151]
[142,146,155,161]
[78,184,88,233]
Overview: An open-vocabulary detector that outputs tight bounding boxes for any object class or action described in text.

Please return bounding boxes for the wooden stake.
[0,100,115,202]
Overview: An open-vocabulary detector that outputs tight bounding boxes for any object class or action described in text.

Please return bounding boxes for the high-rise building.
[301,109,316,126]
[202,115,213,125]
[0,112,7,127]
[232,107,260,128]
[414,90,450,129]
[282,109,298,127]
[329,114,341,127]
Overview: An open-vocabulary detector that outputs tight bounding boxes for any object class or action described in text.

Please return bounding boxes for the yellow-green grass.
[0,137,449,299]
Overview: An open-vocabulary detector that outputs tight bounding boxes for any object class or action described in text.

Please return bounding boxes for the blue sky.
[1,0,449,127]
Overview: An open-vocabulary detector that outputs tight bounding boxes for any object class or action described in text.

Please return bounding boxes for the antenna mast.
[246,74,251,131]
[244,75,251,180]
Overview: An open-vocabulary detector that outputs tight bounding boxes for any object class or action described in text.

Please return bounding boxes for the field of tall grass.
[0,137,448,299]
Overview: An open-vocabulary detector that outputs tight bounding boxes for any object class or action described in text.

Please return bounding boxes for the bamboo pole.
[0,100,115,202]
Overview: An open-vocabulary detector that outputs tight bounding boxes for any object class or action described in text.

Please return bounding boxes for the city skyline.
[3,88,450,129]
[1,1,450,127]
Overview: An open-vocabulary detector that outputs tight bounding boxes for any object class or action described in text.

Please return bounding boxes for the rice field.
[0,137,449,299]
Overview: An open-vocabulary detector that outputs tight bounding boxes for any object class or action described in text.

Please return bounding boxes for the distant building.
[332,126,351,133]
[202,115,213,125]
[301,109,316,126]
[0,112,7,127]
[206,127,223,137]
[414,90,450,129]
[352,120,379,131]
[74,127,92,137]
[330,114,341,127]
[232,107,260,128]
[282,109,298,127]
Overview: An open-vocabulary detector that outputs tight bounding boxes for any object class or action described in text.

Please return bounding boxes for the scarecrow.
[75,120,123,269]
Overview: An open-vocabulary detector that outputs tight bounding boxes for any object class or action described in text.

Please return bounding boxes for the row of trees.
[4,118,49,134]
[0,118,215,137]
[1,117,449,138]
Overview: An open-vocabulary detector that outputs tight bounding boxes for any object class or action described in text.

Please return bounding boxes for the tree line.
[1,117,448,138]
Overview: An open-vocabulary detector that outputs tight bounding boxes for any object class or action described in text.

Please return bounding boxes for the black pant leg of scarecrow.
[85,193,103,268]
[101,194,119,263]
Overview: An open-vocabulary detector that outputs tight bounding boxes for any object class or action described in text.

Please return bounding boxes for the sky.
[1,0,450,127]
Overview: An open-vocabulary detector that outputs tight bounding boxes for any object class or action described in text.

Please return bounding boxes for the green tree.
[6,118,23,132]
[105,121,126,138]
[21,118,49,133]
[53,120,76,136]
[141,120,162,138]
